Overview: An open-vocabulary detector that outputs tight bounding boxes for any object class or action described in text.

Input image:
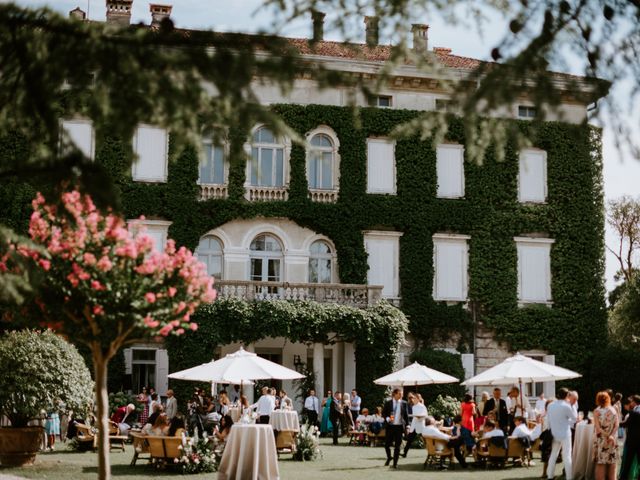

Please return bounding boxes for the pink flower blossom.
[93,305,104,316]
[143,316,159,328]
[158,324,174,336]
[96,256,113,272]
[38,259,51,271]
[90,280,105,291]
[176,328,185,335]
[167,287,177,297]
[189,323,198,331]
[144,292,156,303]
[83,252,97,266]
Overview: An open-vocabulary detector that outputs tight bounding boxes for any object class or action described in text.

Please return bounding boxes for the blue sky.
[6,0,640,291]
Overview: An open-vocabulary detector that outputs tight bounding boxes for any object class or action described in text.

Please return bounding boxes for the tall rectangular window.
[366,138,396,194]
[132,125,168,182]
[436,144,465,198]
[128,220,171,253]
[60,119,95,160]
[199,139,225,184]
[515,237,554,303]
[433,234,470,301]
[364,231,402,298]
[518,149,547,203]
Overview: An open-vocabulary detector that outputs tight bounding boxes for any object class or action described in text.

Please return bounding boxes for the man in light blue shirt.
[546,388,578,480]
[350,389,361,422]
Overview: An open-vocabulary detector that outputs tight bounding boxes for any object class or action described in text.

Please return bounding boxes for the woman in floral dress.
[593,391,619,480]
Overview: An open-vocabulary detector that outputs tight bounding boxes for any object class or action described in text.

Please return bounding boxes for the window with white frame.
[250,234,283,282]
[307,134,336,190]
[195,235,223,279]
[199,138,226,185]
[432,234,470,301]
[436,144,465,198]
[309,240,333,283]
[132,125,168,182]
[250,127,285,187]
[60,119,95,160]
[364,231,402,298]
[518,105,537,119]
[518,149,547,203]
[130,348,156,394]
[366,138,396,194]
[129,220,171,253]
[515,237,554,303]
[370,95,392,108]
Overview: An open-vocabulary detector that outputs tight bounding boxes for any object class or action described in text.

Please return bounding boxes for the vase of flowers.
[292,423,321,461]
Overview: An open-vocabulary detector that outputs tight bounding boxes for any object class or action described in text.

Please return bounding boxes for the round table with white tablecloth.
[217,424,279,480]
[572,422,595,480]
[269,410,300,432]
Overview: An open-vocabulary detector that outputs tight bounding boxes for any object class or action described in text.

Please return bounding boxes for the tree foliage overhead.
[609,272,640,350]
[607,195,640,283]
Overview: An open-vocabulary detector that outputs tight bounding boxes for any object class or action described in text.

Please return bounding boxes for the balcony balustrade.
[215,280,390,308]
[199,184,228,200]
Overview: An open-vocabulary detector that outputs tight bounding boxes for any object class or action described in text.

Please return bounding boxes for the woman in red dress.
[460,393,477,450]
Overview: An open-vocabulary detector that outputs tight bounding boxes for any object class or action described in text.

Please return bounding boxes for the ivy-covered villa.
[5,1,608,407]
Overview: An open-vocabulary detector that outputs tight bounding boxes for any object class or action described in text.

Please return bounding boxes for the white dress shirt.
[483,428,506,438]
[546,399,578,440]
[423,425,451,441]
[304,395,320,414]
[251,394,276,416]
[535,398,547,414]
[512,423,533,439]
[393,399,402,425]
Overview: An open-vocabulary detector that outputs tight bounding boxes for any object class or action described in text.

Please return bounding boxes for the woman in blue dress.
[44,409,60,451]
[320,390,333,436]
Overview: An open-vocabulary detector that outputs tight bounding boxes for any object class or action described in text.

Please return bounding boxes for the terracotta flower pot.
[0,426,45,466]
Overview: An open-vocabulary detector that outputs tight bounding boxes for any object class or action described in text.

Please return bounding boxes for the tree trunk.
[92,350,111,480]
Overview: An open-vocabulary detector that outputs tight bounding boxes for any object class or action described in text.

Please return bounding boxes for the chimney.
[311,10,326,42]
[69,7,86,21]
[411,24,429,54]
[364,16,379,46]
[150,3,173,27]
[106,0,133,25]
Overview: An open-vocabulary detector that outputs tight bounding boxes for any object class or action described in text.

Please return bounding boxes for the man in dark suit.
[382,388,409,469]
[482,387,509,433]
[329,391,343,445]
[619,394,640,480]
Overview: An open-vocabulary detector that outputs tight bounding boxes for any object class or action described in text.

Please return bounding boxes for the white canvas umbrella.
[168,346,304,394]
[461,353,581,414]
[374,361,459,387]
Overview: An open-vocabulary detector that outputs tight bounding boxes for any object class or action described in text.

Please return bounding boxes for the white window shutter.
[123,348,133,375]
[518,149,547,202]
[145,228,166,253]
[436,145,464,198]
[155,349,169,396]
[132,125,168,182]
[61,119,95,160]
[543,354,556,399]
[517,239,553,303]
[364,232,401,297]
[433,235,469,301]
[367,139,396,193]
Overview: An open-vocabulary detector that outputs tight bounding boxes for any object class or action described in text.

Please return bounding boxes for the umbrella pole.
[519,378,524,422]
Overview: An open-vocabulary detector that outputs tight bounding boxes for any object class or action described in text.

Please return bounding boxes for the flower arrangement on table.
[176,431,219,474]
[293,423,321,461]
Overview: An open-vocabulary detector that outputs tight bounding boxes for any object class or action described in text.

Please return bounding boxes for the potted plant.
[0,329,93,466]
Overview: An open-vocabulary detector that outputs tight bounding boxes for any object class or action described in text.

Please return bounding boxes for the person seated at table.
[217,391,230,416]
[143,413,170,436]
[356,407,371,426]
[369,406,384,434]
[480,419,505,439]
[214,414,234,444]
[279,390,293,410]
[146,402,164,426]
[451,414,475,451]
[168,412,186,437]
[422,416,468,468]
[511,415,541,446]
[110,403,136,435]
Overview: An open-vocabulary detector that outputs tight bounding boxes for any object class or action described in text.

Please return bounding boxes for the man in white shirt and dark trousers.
[251,386,275,424]
[303,389,320,427]
[546,387,578,480]
[382,388,409,469]
[350,389,361,424]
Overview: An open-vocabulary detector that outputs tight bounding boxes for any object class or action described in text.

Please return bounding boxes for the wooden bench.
[129,432,150,466]
[146,436,184,467]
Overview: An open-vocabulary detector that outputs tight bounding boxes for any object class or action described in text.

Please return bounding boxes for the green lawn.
[0,438,565,479]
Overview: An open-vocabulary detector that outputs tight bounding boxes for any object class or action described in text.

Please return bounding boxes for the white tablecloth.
[269,411,300,432]
[573,422,595,480]
[218,424,279,480]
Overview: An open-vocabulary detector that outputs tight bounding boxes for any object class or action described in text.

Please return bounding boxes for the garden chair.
[129,431,150,466]
[74,423,97,450]
[507,437,531,466]
[107,420,127,452]
[367,428,385,447]
[147,436,184,468]
[275,430,296,458]
[424,437,454,470]
[475,437,508,468]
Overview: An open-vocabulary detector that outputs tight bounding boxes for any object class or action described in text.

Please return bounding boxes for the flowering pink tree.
[20,189,215,479]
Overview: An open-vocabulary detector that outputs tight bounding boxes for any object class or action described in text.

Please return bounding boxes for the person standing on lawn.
[382,387,409,469]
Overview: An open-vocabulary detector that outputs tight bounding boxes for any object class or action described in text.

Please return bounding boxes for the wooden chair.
[107,421,128,452]
[507,437,531,466]
[129,431,150,466]
[75,423,97,450]
[275,430,296,458]
[475,437,508,468]
[367,429,385,447]
[424,437,454,469]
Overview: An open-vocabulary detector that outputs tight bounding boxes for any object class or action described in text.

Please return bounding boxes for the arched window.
[250,127,285,187]
[250,234,283,282]
[195,235,223,279]
[307,133,335,189]
[199,137,226,185]
[309,240,332,283]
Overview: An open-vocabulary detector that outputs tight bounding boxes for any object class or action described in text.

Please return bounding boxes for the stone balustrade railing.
[199,184,228,200]
[246,186,288,202]
[215,280,388,307]
[309,189,338,203]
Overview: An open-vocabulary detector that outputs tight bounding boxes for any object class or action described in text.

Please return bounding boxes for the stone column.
[313,342,324,421]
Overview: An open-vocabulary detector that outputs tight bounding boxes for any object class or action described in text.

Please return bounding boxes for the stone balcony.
[309,188,338,203]
[215,280,392,308]
[245,186,288,202]
[199,183,228,200]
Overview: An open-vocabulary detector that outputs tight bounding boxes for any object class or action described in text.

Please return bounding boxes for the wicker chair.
[424,437,454,469]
